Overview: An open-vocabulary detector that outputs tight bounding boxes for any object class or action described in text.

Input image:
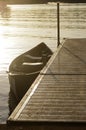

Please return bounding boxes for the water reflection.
[8,89,18,115]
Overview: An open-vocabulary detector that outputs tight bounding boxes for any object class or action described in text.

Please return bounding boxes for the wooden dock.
[7,38,86,129]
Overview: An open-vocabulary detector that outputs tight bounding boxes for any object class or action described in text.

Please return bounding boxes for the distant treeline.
[7,0,86,4]
[8,0,48,4]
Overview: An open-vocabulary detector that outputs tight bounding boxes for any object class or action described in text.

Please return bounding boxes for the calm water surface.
[0,3,86,123]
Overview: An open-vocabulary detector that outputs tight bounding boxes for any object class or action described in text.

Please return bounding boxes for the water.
[0,3,86,123]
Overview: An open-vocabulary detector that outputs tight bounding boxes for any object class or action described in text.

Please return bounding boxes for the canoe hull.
[8,42,53,113]
[9,72,39,100]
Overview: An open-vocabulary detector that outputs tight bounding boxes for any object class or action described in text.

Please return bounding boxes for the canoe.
[8,42,53,113]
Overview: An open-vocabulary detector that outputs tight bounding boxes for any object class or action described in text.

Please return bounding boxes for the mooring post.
[57,2,60,47]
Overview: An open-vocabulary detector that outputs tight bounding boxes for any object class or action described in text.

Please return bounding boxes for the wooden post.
[57,2,60,47]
